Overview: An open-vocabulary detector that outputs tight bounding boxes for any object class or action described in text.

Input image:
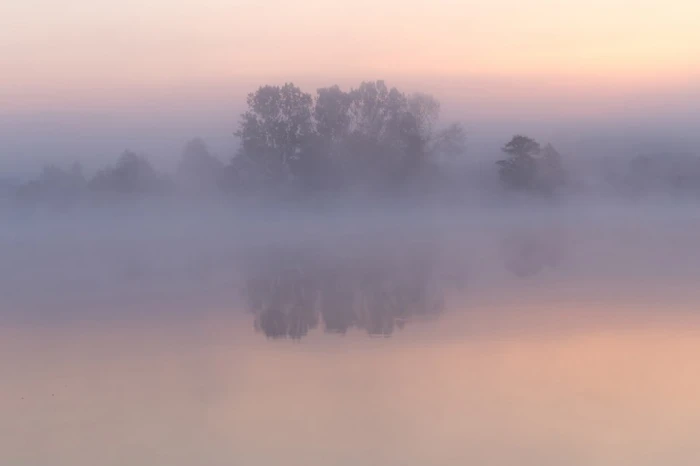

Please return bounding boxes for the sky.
[1,0,700,173]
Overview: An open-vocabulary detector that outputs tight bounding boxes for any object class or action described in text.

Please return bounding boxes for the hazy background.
[2,0,700,175]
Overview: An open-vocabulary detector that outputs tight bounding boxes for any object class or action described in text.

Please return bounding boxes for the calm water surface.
[3,300,700,466]
[4,204,700,465]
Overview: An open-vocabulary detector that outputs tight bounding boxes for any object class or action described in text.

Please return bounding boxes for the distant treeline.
[7,80,700,203]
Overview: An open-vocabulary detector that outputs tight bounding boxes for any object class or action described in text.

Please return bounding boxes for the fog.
[4,198,700,333]
[5,79,700,466]
[2,76,700,176]
[5,199,700,464]
[6,0,700,461]
[4,79,700,333]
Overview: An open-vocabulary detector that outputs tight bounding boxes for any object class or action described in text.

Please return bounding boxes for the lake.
[3,202,700,466]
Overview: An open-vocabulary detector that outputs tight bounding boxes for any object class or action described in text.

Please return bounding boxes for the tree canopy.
[496,135,566,195]
[232,80,466,193]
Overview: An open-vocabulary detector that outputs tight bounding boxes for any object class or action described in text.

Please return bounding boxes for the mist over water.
[3,73,700,465]
[5,198,700,326]
[4,197,700,465]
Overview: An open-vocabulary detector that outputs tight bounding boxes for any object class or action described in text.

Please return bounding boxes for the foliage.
[90,151,168,194]
[17,163,86,202]
[496,135,566,195]
[232,80,466,193]
[176,138,225,194]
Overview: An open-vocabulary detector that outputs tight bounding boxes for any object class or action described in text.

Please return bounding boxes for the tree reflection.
[243,239,446,339]
[501,229,566,278]
[242,226,567,339]
[246,246,320,339]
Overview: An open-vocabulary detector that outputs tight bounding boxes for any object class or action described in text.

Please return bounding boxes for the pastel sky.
[1,0,699,173]
[2,0,699,108]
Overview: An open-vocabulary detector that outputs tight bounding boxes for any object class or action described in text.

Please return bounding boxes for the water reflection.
[6,207,700,466]
[501,228,566,278]
[243,239,447,339]
[240,225,571,339]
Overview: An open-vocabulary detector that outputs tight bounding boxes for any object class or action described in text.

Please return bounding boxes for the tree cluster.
[602,152,700,198]
[496,135,566,195]
[8,81,630,204]
[13,81,473,202]
[229,81,466,194]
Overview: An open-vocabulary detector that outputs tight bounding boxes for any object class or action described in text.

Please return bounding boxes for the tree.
[341,81,447,186]
[235,83,314,187]
[311,85,354,188]
[231,80,466,194]
[427,123,467,161]
[176,138,224,194]
[496,135,540,191]
[496,136,568,195]
[537,143,566,194]
[315,85,353,145]
[90,151,166,194]
[17,162,86,202]
[347,81,407,140]
[408,92,441,144]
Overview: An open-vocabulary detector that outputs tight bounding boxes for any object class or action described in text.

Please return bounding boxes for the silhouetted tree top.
[231,80,466,193]
[497,135,566,195]
[90,151,168,194]
[10,80,475,203]
[537,143,566,194]
[315,85,353,144]
[176,138,224,194]
[502,135,541,159]
[616,152,700,197]
[427,123,467,161]
[16,162,86,202]
[235,83,315,185]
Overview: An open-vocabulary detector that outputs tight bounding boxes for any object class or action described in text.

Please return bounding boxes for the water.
[3,202,700,465]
